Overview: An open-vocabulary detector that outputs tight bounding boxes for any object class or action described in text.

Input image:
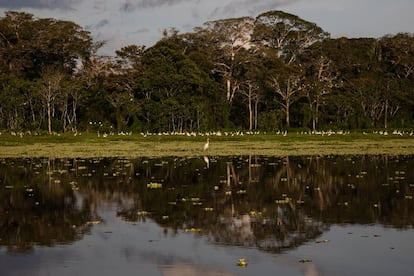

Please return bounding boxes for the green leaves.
[0,10,413,133]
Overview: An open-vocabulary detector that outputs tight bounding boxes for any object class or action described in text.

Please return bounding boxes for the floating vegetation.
[147,182,162,189]
[299,259,312,263]
[86,220,101,225]
[347,184,356,189]
[249,211,262,217]
[236,189,247,194]
[0,154,413,260]
[275,195,292,204]
[154,161,168,167]
[237,258,248,267]
[137,210,149,216]
[185,228,202,233]
[315,239,330,244]
[70,181,79,191]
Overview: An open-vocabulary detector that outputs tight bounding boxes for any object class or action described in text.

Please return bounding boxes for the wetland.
[1,154,413,275]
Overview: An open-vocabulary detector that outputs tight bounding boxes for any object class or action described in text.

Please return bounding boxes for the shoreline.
[1,137,413,158]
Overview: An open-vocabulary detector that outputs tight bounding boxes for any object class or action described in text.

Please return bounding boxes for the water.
[0,155,413,275]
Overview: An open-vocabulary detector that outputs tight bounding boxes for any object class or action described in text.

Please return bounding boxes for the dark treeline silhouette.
[0,10,413,133]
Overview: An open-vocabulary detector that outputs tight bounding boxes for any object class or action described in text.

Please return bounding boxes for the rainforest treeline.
[0,10,413,133]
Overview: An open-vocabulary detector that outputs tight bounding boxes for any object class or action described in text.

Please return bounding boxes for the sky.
[0,0,413,55]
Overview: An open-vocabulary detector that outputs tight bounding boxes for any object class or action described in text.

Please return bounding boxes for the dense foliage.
[0,10,413,133]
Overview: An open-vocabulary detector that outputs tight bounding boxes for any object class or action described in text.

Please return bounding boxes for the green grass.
[0,131,413,158]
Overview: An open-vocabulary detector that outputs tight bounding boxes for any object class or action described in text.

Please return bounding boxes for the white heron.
[203,138,210,151]
[203,155,210,168]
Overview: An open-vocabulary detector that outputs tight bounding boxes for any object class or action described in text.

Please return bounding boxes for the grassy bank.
[0,132,414,158]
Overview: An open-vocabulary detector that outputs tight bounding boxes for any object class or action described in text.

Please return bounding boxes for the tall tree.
[380,33,414,79]
[380,33,414,127]
[270,65,304,128]
[37,67,65,134]
[304,54,335,130]
[314,38,379,129]
[199,17,255,103]
[138,38,206,132]
[254,10,329,64]
[0,11,94,79]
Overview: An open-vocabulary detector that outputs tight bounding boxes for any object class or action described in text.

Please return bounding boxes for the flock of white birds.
[1,129,413,138]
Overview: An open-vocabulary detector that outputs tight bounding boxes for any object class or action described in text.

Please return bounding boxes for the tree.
[311,38,378,129]
[102,65,139,132]
[0,74,28,129]
[270,66,304,127]
[0,11,94,79]
[304,55,335,130]
[0,12,98,133]
[380,33,414,127]
[240,80,260,130]
[254,10,329,64]
[138,39,206,132]
[1,10,414,132]
[38,67,65,134]
[65,79,83,133]
[115,44,145,71]
[199,17,255,103]
[380,33,414,79]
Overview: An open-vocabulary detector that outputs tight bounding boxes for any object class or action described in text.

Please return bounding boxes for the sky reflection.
[1,155,414,275]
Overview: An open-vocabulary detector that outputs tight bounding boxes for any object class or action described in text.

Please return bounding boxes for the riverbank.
[1,132,413,158]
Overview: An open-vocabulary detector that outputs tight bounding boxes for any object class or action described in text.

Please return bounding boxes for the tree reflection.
[0,158,99,253]
[0,155,413,254]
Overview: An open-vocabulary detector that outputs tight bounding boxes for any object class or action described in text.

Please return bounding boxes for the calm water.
[0,155,413,276]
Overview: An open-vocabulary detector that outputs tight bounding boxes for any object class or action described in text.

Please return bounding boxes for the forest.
[0,10,413,134]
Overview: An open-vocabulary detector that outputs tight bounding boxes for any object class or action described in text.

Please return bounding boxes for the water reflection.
[0,155,413,255]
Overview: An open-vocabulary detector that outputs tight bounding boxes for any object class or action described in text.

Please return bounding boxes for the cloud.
[85,19,110,31]
[95,19,110,28]
[120,0,189,12]
[209,0,296,18]
[119,0,295,13]
[0,0,81,10]
[131,27,150,34]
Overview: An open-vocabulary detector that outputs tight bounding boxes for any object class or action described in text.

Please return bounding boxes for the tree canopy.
[0,10,413,133]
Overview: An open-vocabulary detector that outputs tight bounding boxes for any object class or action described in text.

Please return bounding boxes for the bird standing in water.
[203,138,209,151]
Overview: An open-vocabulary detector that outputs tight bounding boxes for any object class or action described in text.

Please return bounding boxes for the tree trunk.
[254,99,259,130]
[47,101,52,134]
[384,98,389,129]
[226,78,231,101]
[72,99,78,133]
[116,109,123,132]
[286,101,290,127]
[315,100,320,130]
[248,93,253,130]
[312,116,316,131]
